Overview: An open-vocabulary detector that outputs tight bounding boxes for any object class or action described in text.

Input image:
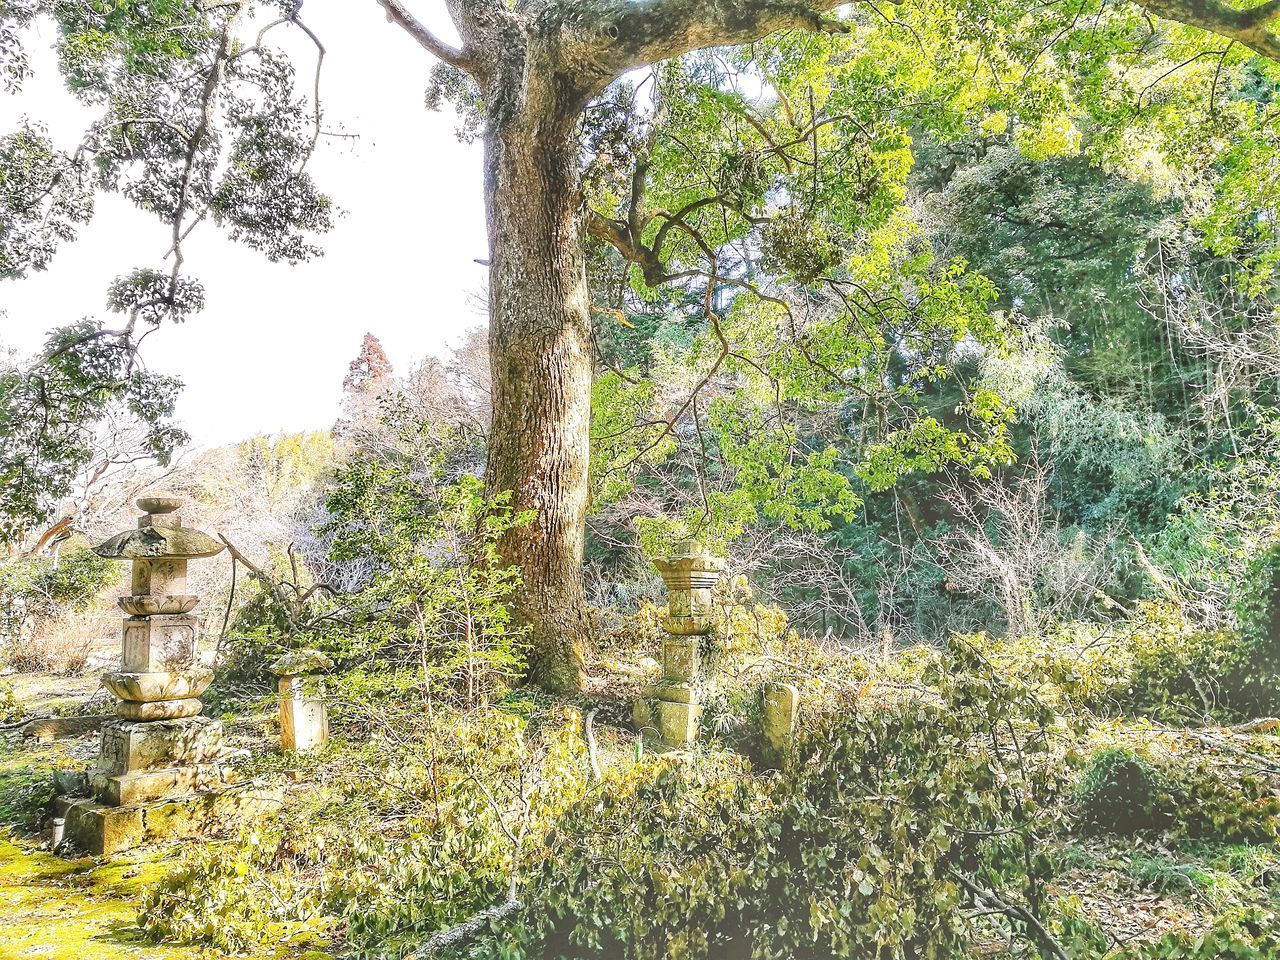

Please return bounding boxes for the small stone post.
[760,682,800,769]
[269,650,333,754]
[635,541,725,748]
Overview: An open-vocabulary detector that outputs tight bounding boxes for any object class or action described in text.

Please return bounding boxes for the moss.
[0,837,190,960]
[0,837,331,960]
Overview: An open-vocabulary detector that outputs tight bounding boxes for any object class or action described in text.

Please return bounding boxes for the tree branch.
[1132,0,1280,61]
[568,0,858,87]
[374,0,474,71]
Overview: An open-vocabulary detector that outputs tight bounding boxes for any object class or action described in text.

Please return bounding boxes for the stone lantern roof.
[92,495,223,561]
[651,539,726,590]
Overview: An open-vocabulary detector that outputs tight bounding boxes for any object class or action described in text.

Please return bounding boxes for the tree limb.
[1132,0,1280,61]
[409,899,522,957]
[374,0,474,71]
[562,0,859,89]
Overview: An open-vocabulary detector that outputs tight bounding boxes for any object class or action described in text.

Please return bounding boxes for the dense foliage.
[2,1,1280,958]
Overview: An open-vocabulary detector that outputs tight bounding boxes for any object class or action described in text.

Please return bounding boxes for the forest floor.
[2,662,1278,957]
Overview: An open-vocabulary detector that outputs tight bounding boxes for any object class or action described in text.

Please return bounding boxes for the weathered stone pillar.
[760,681,800,769]
[270,650,332,754]
[55,495,279,855]
[633,541,725,748]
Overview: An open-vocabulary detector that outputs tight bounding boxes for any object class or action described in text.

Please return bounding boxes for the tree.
[343,332,394,397]
[2,0,1279,689]
[338,332,395,436]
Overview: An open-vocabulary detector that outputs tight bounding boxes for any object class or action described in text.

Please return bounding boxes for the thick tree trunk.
[483,79,592,692]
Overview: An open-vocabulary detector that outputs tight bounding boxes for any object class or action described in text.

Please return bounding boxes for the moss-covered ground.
[0,673,330,960]
[0,836,193,960]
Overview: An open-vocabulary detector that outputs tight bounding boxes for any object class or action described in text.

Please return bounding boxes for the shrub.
[1112,601,1273,723]
[219,467,531,716]
[0,740,57,829]
[0,678,21,723]
[1119,906,1280,959]
[1164,760,1280,846]
[139,708,593,957]
[1227,542,1280,715]
[0,544,115,670]
[1075,747,1171,835]
[498,637,1070,960]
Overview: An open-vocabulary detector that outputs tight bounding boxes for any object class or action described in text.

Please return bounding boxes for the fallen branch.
[1225,717,1280,733]
[0,715,45,732]
[409,899,522,957]
[950,871,1067,960]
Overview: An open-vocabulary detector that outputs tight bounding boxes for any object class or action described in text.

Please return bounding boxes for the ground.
[0,671,330,960]
[2,653,1278,958]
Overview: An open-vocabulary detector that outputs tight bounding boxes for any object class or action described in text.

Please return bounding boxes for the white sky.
[0,3,488,448]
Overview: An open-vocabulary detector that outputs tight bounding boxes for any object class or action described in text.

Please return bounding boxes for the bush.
[498,638,1070,960]
[1118,906,1280,959]
[219,466,531,717]
[139,707,593,957]
[1075,747,1171,835]
[1076,744,1280,844]
[1164,760,1280,846]
[0,545,115,671]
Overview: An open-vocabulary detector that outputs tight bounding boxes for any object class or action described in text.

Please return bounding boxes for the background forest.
[3,1,1280,958]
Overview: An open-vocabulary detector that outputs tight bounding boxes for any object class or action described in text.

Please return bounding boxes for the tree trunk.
[483,75,592,692]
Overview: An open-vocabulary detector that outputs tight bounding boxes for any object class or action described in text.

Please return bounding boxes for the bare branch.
[374,0,473,71]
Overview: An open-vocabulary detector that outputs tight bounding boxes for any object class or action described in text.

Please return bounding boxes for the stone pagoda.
[633,541,726,747]
[56,495,278,855]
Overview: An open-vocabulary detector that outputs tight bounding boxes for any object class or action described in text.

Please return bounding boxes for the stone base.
[279,695,328,753]
[91,763,232,806]
[54,786,283,856]
[98,716,225,776]
[657,700,701,748]
[635,694,704,748]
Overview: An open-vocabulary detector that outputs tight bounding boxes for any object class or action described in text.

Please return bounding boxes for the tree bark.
[482,64,593,692]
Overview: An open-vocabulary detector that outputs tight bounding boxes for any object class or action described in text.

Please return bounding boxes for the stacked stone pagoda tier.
[96,495,221,731]
[55,496,279,855]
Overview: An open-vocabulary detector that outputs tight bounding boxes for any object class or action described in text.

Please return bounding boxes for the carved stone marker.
[634,541,726,748]
[54,495,280,855]
[760,681,800,769]
[270,649,333,754]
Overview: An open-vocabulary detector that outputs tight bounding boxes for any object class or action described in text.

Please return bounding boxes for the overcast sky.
[0,3,488,448]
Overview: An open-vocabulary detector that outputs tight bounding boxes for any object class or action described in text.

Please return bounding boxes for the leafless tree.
[936,463,1117,638]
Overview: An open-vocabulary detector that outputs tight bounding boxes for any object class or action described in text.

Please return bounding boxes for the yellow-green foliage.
[500,637,1069,960]
[1073,740,1280,845]
[959,601,1271,723]
[138,707,594,957]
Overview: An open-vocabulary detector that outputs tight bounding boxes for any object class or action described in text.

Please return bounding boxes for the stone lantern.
[55,495,279,854]
[634,540,726,747]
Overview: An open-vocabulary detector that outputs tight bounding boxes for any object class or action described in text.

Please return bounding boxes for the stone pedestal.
[55,785,284,856]
[635,542,726,749]
[278,676,328,753]
[269,649,333,755]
